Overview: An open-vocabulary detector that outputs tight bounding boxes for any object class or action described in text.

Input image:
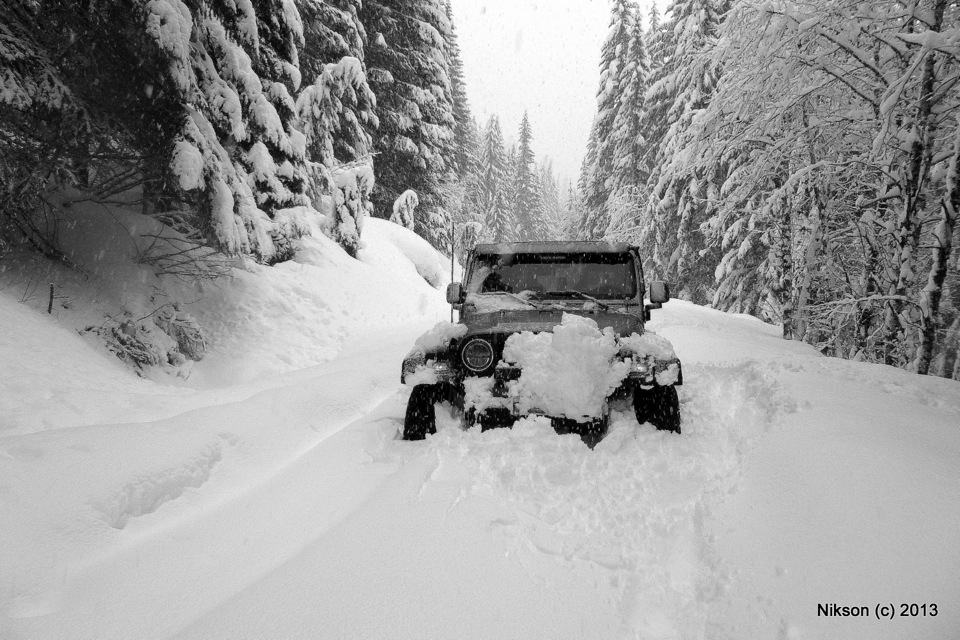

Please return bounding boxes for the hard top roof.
[472,240,634,255]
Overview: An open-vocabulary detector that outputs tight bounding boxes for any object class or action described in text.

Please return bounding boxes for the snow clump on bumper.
[501,314,630,420]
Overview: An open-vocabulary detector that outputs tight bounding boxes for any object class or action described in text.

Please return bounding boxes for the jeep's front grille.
[494,365,521,384]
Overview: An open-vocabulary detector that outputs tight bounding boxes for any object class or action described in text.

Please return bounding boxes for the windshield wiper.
[483,291,547,309]
[542,290,611,311]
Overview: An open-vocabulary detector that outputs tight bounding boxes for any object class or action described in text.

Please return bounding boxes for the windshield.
[466,252,637,300]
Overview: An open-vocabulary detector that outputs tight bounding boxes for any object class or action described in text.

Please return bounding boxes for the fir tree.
[538,159,568,240]
[641,0,728,299]
[513,112,544,240]
[608,11,649,202]
[358,0,457,248]
[578,0,635,240]
[1,0,312,264]
[639,1,671,182]
[444,0,477,180]
[476,116,512,242]
[296,0,366,82]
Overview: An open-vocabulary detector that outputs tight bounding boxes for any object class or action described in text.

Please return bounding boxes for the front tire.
[634,385,681,434]
[403,384,438,440]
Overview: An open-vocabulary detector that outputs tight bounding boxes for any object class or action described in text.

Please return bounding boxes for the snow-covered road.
[2,224,959,639]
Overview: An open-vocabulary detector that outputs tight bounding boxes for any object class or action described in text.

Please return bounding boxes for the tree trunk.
[883,0,945,366]
[916,122,960,373]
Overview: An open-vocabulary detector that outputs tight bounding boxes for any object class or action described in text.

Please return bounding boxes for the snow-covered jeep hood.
[460,309,644,338]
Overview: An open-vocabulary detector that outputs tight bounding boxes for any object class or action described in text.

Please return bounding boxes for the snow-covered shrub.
[455,220,483,264]
[92,304,207,378]
[269,206,314,264]
[328,163,374,257]
[390,190,418,230]
[153,305,206,361]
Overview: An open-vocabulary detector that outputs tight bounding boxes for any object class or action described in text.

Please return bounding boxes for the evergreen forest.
[3,0,960,380]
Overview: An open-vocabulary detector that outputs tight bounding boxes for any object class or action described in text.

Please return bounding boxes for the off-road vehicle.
[400,241,682,445]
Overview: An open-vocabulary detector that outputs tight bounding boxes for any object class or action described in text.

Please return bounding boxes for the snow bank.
[0,207,453,408]
[196,217,451,385]
[365,217,456,288]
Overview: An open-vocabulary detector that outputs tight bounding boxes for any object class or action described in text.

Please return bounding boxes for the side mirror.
[446,282,464,305]
[648,281,670,304]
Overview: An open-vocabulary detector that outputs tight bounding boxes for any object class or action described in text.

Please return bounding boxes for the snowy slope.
[1,234,958,639]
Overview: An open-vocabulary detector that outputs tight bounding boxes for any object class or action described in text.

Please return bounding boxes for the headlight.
[461,338,495,372]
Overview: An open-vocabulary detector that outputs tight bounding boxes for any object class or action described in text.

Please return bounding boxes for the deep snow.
[1,220,958,640]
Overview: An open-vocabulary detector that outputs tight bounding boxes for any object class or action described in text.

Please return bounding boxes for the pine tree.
[641,0,728,299]
[538,159,568,240]
[476,116,513,242]
[513,112,544,240]
[579,0,635,240]
[296,57,378,168]
[358,0,457,248]
[574,123,599,239]
[297,0,366,82]
[1,0,312,264]
[608,12,649,202]
[639,1,671,182]
[444,0,477,180]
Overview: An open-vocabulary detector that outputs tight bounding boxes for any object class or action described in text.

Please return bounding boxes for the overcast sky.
[448,0,614,185]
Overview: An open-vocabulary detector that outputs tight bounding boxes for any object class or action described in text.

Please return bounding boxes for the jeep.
[400,241,682,445]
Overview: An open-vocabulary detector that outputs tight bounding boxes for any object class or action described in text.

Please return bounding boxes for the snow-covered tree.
[328,163,375,257]
[358,0,457,245]
[607,12,650,211]
[638,2,669,183]
[296,0,366,81]
[391,189,419,230]
[578,0,635,240]
[476,116,513,242]
[1,0,314,264]
[444,0,477,180]
[511,112,545,240]
[640,0,729,301]
[296,56,378,168]
[538,160,569,241]
[652,0,960,377]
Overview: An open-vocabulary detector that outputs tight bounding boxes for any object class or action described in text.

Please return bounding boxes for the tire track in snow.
[421,361,792,638]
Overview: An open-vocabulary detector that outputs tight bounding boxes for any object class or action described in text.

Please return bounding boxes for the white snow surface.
[2,230,959,639]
